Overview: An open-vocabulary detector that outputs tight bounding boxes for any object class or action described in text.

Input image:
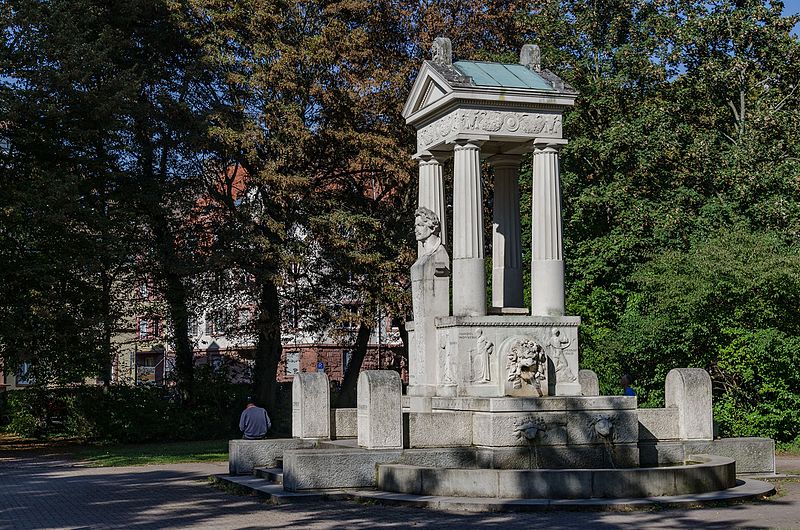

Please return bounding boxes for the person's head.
[246,396,256,406]
[414,207,440,242]
[620,374,633,387]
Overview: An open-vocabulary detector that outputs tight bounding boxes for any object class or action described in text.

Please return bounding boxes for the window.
[137,317,159,340]
[188,316,199,337]
[138,282,148,299]
[285,351,300,376]
[205,311,229,336]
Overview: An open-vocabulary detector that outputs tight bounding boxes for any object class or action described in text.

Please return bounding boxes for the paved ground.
[1,452,799,529]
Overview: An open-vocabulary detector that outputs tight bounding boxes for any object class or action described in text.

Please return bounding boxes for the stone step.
[254,467,283,484]
[214,475,349,504]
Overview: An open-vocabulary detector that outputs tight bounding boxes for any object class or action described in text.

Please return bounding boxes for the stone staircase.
[214,460,349,504]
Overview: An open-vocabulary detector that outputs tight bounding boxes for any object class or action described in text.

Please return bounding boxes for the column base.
[531,259,565,316]
[453,258,487,316]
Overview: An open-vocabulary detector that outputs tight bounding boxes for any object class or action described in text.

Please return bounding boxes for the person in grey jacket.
[239,396,271,439]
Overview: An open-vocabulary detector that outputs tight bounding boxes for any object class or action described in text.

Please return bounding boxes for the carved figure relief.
[441,341,455,385]
[471,328,494,383]
[547,327,577,383]
[505,337,547,396]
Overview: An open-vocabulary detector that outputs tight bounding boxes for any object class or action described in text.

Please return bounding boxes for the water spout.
[514,417,546,469]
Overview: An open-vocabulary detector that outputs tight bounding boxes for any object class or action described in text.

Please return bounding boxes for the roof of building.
[452,61,554,91]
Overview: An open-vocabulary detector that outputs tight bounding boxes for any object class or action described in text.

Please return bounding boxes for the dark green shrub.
[3,370,251,443]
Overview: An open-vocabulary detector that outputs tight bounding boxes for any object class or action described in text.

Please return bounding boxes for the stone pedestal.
[292,373,331,440]
[531,144,565,317]
[452,141,486,317]
[408,232,450,397]
[433,315,581,397]
[357,370,403,449]
[491,155,524,309]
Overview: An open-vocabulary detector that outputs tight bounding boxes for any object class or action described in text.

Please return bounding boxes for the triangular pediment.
[402,62,454,120]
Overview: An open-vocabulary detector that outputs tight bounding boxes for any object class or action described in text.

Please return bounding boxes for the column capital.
[487,154,522,169]
[452,138,485,150]
[533,138,568,151]
[413,150,449,163]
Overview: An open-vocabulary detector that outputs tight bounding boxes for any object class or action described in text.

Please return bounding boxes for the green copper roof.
[453,61,554,90]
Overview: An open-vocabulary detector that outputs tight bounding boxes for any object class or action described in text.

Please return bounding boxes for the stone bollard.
[579,369,599,396]
[357,370,402,449]
[292,372,331,440]
[665,368,713,441]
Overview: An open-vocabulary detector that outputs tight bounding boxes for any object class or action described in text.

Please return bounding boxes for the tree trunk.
[253,279,282,414]
[99,268,113,386]
[165,269,193,401]
[334,322,372,408]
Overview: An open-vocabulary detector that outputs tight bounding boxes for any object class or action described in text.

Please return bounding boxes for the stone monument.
[223,40,776,508]
[402,37,581,405]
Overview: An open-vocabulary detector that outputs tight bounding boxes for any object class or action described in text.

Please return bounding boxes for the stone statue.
[547,327,576,383]
[441,341,455,384]
[473,328,494,383]
[410,207,450,390]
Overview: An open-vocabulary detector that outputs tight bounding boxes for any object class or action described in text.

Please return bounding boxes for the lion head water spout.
[514,417,547,469]
[591,415,617,468]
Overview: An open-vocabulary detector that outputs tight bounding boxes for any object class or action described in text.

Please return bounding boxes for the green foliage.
[607,228,800,439]
[2,368,253,443]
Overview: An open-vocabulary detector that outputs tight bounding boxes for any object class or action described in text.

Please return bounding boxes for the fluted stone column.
[531,144,565,316]
[417,153,447,255]
[452,141,486,316]
[490,155,523,309]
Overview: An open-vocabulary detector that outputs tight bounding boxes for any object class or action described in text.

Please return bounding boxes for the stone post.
[665,368,713,440]
[452,141,486,316]
[490,155,523,309]
[531,143,565,316]
[292,372,331,440]
[357,370,403,449]
[417,152,447,254]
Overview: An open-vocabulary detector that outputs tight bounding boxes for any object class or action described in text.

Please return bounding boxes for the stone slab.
[637,407,679,441]
[331,408,357,439]
[431,395,637,412]
[282,446,477,491]
[376,454,735,499]
[638,437,775,474]
[475,444,639,469]
[472,411,568,447]
[358,370,402,449]
[228,438,313,475]
[351,477,775,512]
[579,369,599,396]
[292,372,331,439]
[665,368,713,440]
[408,411,473,447]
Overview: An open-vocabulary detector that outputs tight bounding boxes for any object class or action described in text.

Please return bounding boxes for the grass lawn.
[70,439,229,467]
[0,433,229,467]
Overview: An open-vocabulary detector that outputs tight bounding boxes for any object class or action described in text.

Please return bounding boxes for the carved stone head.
[414,206,441,241]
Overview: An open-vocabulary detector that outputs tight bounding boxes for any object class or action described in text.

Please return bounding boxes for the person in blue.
[620,374,636,396]
[239,396,271,440]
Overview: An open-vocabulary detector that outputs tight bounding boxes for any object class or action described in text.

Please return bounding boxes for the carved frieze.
[417,109,562,151]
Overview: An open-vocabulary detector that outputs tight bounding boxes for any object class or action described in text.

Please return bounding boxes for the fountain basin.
[377,454,735,499]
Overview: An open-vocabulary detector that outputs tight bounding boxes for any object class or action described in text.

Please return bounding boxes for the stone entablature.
[416,108,563,152]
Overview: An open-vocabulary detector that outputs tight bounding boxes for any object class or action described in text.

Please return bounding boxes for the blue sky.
[784,0,800,34]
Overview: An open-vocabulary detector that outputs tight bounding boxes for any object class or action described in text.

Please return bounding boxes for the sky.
[785,0,800,34]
